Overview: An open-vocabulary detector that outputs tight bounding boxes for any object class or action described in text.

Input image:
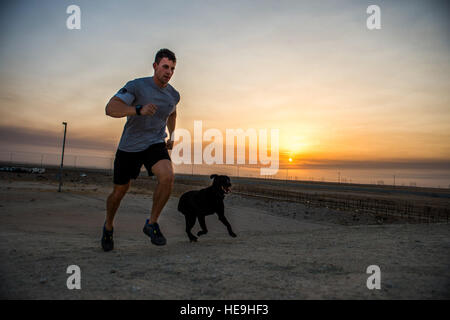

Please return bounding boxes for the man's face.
[153,57,176,85]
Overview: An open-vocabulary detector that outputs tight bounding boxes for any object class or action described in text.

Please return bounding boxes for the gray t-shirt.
[114,76,180,152]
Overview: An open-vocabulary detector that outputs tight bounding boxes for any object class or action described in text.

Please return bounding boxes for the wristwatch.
[135,105,143,115]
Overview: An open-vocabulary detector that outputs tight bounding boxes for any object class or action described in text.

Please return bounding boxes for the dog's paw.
[197,230,207,237]
[189,236,198,242]
[229,232,237,238]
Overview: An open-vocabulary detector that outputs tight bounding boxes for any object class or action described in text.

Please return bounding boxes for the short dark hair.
[154,48,176,64]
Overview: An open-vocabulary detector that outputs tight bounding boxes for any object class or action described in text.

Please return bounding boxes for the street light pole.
[58,122,67,192]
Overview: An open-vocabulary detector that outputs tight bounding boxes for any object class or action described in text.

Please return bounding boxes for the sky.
[0,0,449,169]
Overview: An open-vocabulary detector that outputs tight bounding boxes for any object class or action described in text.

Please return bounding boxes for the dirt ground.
[0,170,449,299]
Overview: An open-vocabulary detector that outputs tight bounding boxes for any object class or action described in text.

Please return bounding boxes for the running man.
[102,48,180,251]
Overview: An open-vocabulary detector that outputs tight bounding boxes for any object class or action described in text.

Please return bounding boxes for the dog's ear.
[210,174,218,179]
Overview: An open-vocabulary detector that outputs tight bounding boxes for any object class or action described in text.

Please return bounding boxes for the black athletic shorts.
[113,142,171,185]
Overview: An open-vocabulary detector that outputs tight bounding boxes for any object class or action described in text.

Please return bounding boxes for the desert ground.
[0,167,449,299]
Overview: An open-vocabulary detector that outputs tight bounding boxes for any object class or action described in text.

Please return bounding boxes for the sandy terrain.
[0,170,449,299]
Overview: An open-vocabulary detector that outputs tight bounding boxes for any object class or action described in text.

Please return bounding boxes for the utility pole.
[58,122,67,192]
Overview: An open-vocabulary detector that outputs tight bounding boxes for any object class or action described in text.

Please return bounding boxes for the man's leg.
[105,181,131,231]
[149,159,174,223]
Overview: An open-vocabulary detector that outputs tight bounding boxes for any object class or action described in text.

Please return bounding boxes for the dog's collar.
[210,186,226,198]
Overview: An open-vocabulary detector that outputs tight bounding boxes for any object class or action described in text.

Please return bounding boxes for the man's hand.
[166,139,174,150]
[140,103,157,116]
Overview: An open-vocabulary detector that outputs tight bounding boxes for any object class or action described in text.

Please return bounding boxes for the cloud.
[0,125,115,151]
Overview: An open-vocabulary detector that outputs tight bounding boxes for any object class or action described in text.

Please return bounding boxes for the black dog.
[178,174,236,242]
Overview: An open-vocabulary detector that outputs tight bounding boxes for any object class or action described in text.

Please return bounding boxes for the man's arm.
[167,110,176,138]
[105,97,157,118]
[105,96,136,118]
[166,110,177,149]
